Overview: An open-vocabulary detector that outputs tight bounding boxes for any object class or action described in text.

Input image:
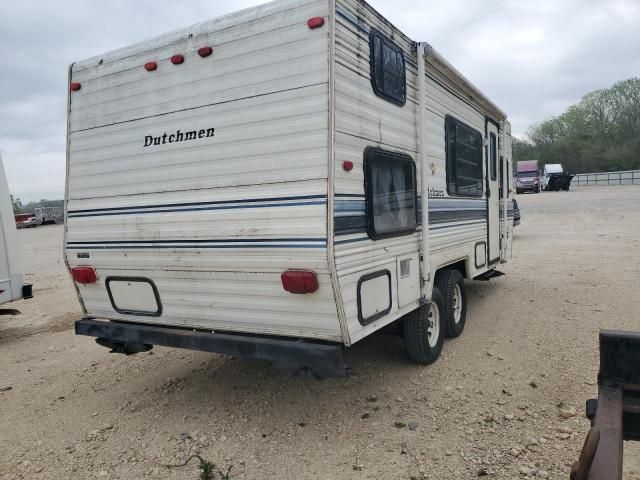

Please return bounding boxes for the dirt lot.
[1,187,639,480]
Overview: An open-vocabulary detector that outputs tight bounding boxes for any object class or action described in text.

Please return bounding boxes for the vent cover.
[400,258,411,278]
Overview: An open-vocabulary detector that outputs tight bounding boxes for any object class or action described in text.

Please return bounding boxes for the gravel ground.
[1,186,639,479]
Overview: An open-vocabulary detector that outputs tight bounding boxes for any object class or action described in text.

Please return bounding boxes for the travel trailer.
[516,160,540,193]
[65,0,514,376]
[0,156,32,305]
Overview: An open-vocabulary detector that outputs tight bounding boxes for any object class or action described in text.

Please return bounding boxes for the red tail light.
[70,82,81,91]
[71,266,98,284]
[281,270,318,294]
[307,17,325,29]
[197,46,213,57]
[171,54,185,65]
[342,160,354,171]
[144,62,157,71]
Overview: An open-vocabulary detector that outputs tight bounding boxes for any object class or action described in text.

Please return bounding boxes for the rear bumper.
[75,318,346,377]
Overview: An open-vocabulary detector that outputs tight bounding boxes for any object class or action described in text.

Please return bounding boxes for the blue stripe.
[68,194,327,215]
[68,200,326,218]
[67,237,325,245]
[67,238,327,250]
[335,220,486,244]
[67,244,324,250]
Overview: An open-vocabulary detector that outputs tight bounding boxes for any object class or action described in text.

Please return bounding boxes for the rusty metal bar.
[574,331,640,479]
[586,387,623,480]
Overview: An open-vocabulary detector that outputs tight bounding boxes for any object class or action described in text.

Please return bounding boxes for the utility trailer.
[541,163,573,192]
[35,206,64,225]
[65,0,514,376]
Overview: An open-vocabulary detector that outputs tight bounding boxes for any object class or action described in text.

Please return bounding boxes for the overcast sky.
[2,0,639,201]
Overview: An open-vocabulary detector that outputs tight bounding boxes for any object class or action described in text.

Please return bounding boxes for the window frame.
[445,115,484,198]
[368,29,407,106]
[363,146,418,240]
[490,132,497,181]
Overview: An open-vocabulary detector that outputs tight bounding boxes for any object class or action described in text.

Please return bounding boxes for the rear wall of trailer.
[65,0,345,342]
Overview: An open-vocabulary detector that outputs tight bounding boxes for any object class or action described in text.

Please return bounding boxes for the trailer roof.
[72,0,507,122]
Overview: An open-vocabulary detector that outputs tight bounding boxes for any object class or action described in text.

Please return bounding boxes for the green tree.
[10,195,22,214]
[514,77,640,174]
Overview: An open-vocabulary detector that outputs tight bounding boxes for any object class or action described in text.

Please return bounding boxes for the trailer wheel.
[436,269,467,338]
[403,288,444,365]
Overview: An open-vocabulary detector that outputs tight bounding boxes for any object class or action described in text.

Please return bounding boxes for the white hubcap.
[452,284,462,324]
[427,302,440,347]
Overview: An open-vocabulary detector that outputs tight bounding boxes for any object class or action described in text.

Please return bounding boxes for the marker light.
[144,62,157,71]
[197,46,213,57]
[171,54,185,65]
[281,270,319,294]
[307,17,325,29]
[71,266,98,285]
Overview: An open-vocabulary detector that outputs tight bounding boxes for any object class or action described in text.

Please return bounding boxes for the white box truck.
[0,155,32,305]
[65,0,514,376]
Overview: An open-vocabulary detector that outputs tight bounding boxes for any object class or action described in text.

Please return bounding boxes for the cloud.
[2,0,639,200]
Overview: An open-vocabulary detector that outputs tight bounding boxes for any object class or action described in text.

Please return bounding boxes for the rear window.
[369,30,406,106]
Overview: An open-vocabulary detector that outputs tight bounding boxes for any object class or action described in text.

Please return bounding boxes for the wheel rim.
[427,302,440,347]
[452,284,462,324]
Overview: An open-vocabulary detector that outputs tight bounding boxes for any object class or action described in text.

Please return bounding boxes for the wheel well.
[435,259,467,280]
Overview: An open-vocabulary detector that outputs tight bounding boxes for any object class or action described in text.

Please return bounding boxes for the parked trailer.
[65,0,514,376]
[0,155,32,304]
[35,206,64,225]
[541,163,573,191]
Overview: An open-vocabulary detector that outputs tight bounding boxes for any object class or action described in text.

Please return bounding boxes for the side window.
[445,116,484,197]
[490,132,497,181]
[369,30,406,106]
[364,147,417,239]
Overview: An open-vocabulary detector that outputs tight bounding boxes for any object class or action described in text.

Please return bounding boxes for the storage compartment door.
[357,270,391,325]
[106,277,162,316]
[397,253,419,308]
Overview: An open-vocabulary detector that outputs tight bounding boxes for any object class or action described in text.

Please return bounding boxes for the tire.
[403,287,445,365]
[435,269,467,338]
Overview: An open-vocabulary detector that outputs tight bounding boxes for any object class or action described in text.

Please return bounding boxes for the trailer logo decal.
[143,128,215,147]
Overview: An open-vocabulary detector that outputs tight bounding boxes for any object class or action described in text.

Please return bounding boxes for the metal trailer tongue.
[571,330,640,479]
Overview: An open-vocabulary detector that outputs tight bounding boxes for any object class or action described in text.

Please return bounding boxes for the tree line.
[513,77,640,174]
[11,196,63,215]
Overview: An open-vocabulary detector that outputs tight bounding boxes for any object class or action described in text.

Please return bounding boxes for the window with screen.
[445,116,484,196]
[369,30,406,106]
[364,147,417,239]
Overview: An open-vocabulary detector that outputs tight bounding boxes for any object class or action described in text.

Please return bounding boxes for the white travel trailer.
[0,156,32,305]
[65,0,514,375]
